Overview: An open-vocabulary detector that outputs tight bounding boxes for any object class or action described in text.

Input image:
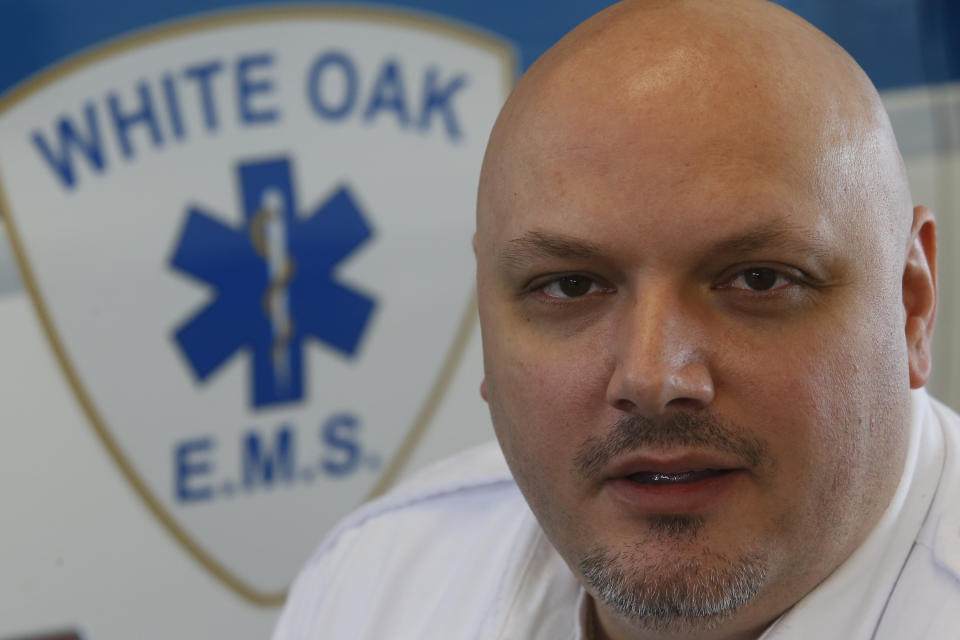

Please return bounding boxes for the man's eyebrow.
[499,231,604,269]
[497,224,833,270]
[708,224,833,260]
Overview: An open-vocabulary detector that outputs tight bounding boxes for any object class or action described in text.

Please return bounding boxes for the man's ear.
[904,205,937,389]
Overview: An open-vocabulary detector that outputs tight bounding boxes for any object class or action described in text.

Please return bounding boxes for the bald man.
[273,1,960,638]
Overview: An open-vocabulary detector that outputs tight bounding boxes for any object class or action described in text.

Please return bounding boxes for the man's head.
[474,0,937,638]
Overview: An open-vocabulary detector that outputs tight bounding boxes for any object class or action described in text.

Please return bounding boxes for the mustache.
[573,411,769,483]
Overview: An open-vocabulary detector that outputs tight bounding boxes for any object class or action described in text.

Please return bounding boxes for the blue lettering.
[162,73,185,140]
[363,59,409,127]
[322,413,361,476]
[419,68,467,141]
[243,425,295,487]
[31,103,106,189]
[237,52,279,125]
[175,437,215,502]
[107,81,163,159]
[307,51,357,121]
[183,60,224,132]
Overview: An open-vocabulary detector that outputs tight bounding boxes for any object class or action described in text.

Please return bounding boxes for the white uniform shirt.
[273,390,960,639]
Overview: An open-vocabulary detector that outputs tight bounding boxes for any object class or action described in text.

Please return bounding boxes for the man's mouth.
[626,469,735,485]
[606,461,746,513]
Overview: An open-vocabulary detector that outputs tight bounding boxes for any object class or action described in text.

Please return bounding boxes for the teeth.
[651,472,692,482]
[628,469,721,484]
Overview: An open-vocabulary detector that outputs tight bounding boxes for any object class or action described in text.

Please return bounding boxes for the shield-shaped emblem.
[0,7,513,603]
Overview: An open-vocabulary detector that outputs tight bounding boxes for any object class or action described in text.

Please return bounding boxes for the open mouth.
[627,469,736,484]
[608,465,744,513]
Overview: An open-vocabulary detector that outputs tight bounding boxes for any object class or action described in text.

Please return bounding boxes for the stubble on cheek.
[765,362,911,597]
[484,375,574,527]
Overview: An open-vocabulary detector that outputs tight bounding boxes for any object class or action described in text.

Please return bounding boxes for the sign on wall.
[0,6,513,604]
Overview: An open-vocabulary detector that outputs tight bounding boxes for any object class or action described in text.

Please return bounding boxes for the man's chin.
[579,541,769,634]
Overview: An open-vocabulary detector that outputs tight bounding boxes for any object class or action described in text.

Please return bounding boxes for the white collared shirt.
[273,390,960,640]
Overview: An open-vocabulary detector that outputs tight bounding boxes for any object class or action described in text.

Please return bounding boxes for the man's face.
[475,70,915,635]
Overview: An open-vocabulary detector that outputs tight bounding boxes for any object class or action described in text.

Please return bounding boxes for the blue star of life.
[170,157,376,407]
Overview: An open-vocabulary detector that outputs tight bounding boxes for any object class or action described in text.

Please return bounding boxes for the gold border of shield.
[0,5,516,606]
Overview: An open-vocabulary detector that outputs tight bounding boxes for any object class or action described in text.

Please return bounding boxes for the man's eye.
[540,275,602,298]
[728,267,793,291]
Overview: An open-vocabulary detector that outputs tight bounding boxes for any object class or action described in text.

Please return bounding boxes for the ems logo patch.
[0,8,513,603]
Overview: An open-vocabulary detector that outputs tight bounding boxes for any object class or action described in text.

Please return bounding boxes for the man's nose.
[604,291,716,416]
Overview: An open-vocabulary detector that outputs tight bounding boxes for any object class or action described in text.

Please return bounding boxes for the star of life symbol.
[170,157,376,407]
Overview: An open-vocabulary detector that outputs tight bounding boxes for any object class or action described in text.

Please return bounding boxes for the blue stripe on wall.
[0,0,957,99]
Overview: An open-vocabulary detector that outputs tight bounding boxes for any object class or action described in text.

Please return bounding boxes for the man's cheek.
[493,358,591,455]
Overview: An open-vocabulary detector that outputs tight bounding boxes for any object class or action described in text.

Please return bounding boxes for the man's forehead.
[480,64,856,249]
[477,0,911,253]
